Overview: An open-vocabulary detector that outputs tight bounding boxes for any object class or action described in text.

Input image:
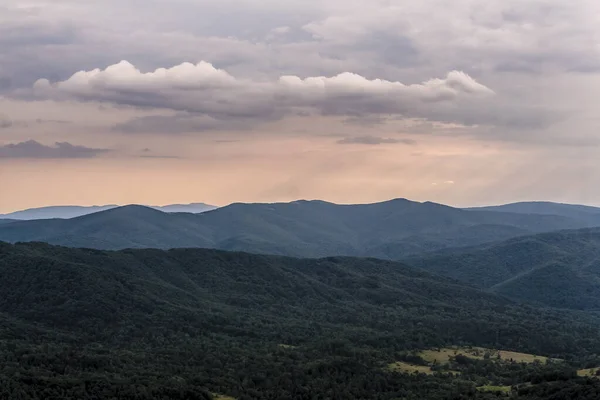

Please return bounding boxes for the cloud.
[431,180,455,186]
[35,118,71,124]
[139,154,181,159]
[0,0,598,148]
[112,113,254,134]
[343,116,387,126]
[337,136,417,145]
[0,117,28,129]
[137,148,181,159]
[272,26,291,35]
[303,0,600,74]
[32,60,493,129]
[0,140,110,159]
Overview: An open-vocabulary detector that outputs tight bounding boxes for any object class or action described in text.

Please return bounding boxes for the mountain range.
[5,200,600,397]
[0,202,217,220]
[1,199,599,257]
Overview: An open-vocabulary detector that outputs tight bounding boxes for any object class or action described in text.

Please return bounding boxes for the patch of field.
[495,350,550,363]
[278,344,297,349]
[477,385,511,393]
[577,367,600,377]
[419,347,486,364]
[387,362,433,375]
[213,395,236,400]
[386,362,460,376]
[419,347,558,365]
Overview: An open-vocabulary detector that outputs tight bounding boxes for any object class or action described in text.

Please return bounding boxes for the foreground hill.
[2,241,600,398]
[0,198,594,257]
[409,228,600,310]
[0,202,217,220]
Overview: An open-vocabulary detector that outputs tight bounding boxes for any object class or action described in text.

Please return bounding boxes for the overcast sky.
[1,0,600,212]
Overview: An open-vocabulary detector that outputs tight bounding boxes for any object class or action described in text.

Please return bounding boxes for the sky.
[2,0,600,212]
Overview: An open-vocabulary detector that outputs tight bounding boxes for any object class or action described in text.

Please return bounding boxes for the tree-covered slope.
[409,228,600,309]
[3,242,600,399]
[0,199,594,257]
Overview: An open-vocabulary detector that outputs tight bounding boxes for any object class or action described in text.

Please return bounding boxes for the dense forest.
[3,242,600,399]
[408,228,600,309]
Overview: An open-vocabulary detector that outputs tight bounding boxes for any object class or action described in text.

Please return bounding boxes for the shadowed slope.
[409,228,600,309]
[0,199,594,257]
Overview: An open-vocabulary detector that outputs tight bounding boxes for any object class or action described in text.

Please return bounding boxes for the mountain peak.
[77,204,167,220]
[104,204,162,213]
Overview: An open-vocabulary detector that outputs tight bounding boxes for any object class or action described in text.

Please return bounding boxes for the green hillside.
[2,242,600,398]
[409,228,600,309]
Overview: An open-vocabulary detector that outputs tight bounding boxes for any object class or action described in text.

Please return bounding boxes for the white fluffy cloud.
[33,60,493,125]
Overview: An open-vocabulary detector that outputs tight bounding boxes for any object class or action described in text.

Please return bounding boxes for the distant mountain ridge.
[0,198,597,257]
[0,202,217,220]
[466,201,600,223]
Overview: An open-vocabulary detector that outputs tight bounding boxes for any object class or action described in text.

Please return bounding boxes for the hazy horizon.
[3,1,600,213]
[3,196,600,215]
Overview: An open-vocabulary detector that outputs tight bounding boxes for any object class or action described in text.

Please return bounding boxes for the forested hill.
[466,201,600,222]
[408,227,600,310]
[3,241,600,399]
[0,198,596,257]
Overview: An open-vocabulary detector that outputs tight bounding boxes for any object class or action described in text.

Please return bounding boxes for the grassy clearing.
[386,362,460,376]
[388,346,558,382]
[494,350,550,364]
[577,367,600,377]
[419,347,557,365]
[477,385,511,393]
[420,348,484,364]
[278,344,297,349]
[213,395,236,400]
[387,362,434,375]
